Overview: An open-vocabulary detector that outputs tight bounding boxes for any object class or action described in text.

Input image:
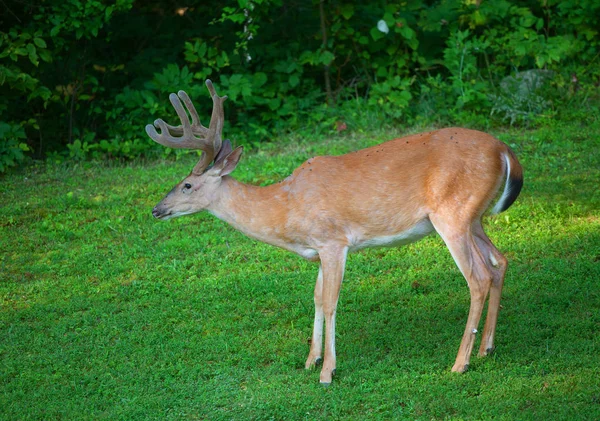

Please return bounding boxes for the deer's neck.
[207,177,292,247]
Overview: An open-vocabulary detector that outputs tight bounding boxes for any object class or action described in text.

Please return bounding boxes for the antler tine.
[145,80,229,174]
[177,90,208,136]
[145,93,203,149]
[191,80,228,174]
[206,80,227,153]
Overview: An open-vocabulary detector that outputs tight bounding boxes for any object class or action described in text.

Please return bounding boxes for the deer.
[146,80,523,385]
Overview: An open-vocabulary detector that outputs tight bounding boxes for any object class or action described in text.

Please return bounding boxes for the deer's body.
[209,127,511,260]
[146,81,523,385]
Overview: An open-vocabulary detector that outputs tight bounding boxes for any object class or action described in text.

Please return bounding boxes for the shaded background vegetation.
[1,0,599,171]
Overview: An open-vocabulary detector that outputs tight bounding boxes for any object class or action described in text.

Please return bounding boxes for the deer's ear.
[214,139,233,165]
[210,146,243,177]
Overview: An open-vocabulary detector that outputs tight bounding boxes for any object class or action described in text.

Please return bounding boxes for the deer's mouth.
[152,206,172,220]
[152,206,195,220]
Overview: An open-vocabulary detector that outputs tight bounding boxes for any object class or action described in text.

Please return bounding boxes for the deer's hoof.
[305,356,322,370]
[451,363,469,373]
[478,346,495,357]
[319,368,336,385]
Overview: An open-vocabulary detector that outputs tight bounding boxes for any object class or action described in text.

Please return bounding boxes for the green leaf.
[267,98,281,110]
[535,18,544,31]
[29,51,39,67]
[252,72,267,88]
[340,4,354,20]
[33,38,47,48]
[39,50,52,63]
[37,86,52,101]
[383,12,394,26]
[105,6,114,20]
[320,50,335,65]
[399,25,415,40]
[370,27,384,41]
[229,73,243,85]
[0,122,11,137]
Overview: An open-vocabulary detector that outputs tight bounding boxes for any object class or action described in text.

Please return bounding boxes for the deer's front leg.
[306,267,324,369]
[318,246,348,386]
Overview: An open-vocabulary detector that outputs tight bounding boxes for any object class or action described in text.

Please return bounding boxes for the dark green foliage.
[0,122,30,172]
[1,0,599,171]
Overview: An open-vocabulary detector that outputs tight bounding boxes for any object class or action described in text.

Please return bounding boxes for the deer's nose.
[152,206,163,219]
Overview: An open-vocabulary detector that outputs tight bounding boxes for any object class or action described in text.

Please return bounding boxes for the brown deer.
[146,80,523,385]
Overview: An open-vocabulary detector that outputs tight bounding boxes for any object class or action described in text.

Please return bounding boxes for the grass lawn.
[1,120,599,420]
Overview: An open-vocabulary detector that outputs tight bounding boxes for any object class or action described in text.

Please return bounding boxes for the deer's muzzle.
[152,205,171,220]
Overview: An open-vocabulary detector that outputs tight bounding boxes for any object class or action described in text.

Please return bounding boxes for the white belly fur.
[348,219,434,252]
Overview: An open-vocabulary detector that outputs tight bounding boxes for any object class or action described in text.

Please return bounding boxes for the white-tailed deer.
[146,80,523,385]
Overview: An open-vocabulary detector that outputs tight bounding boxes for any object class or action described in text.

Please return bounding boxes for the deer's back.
[278,128,507,245]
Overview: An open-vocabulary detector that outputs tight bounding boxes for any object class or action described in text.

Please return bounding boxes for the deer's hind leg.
[472,221,508,357]
[429,214,495,373]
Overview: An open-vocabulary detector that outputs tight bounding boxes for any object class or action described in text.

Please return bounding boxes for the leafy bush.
[491,70,555,125]
[0,122,30,172]
[0,0,598,172]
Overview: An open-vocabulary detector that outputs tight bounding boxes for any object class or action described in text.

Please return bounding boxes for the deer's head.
[146,80,242,220]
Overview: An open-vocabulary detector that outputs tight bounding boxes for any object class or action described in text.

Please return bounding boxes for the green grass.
[1,120,600,420]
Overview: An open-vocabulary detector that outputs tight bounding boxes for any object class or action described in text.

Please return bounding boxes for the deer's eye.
[183,183,192,190]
